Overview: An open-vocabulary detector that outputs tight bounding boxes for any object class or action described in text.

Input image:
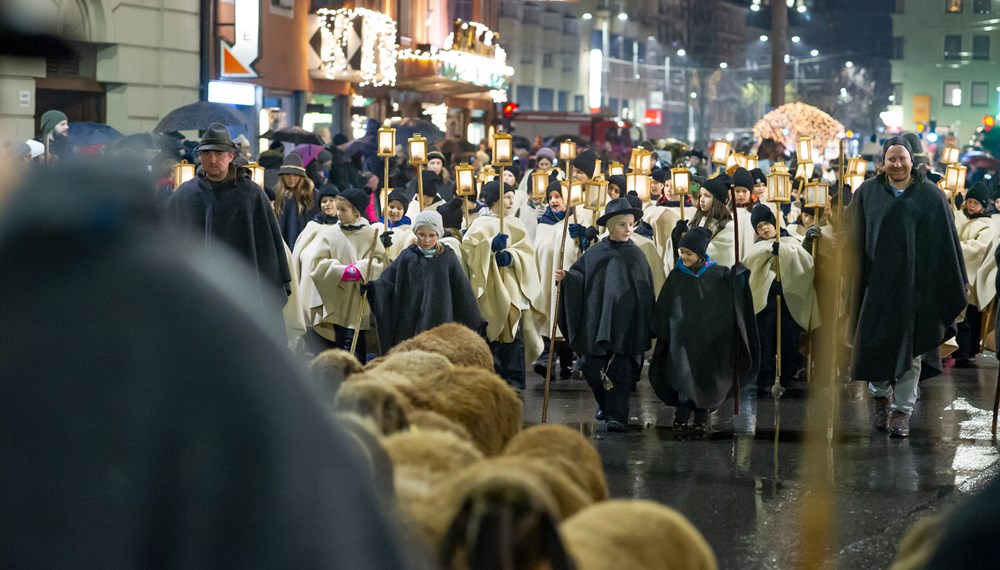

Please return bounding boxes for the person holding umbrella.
[165,122,291,312]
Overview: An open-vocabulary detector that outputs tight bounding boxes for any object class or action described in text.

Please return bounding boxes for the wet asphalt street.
[521,355,1000,569]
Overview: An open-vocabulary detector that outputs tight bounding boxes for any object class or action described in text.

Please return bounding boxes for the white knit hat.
[411,209,444,236]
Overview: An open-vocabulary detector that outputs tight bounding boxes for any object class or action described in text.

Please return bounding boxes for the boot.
[889,410,910,438]
[873,396,890,431]
[532,337,551,376]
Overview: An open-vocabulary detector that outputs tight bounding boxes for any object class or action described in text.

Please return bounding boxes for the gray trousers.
[867,356,921,415]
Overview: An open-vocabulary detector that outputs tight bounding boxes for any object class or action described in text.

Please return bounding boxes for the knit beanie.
[504,164,522,180]
[386,188,408,207]
[607,175,627,193]
[701,174,732,202]
[417,169,439,197]
[901,132,929,166]
[318,183,340,200]
[481,180,513,207]
[750,168,766,185]
[546,180,564,198]
[651,168,670,183]
[340,187,371,215]
[535,147,556,161]
[40,109,67,135]
[438,198,465,230]
[750,203,776,231]
[881,136,913,161]
[678,226,712,258]
[966,182,990,208]
[733,167,754,191]
[412,209,444,236]
[572,149,598,178]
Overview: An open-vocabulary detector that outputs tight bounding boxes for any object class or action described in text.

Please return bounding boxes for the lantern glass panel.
[712,140,731,164]
[173,162,195,189]
[795,161,814,180]
[408,137,427,164]
[726,153,737,169]
[956,165,968,191]
[851,158,866,176]
[608,162,624,176]
[805,182,830,208]
[670,168,690,196]
[945,165,960,190]
[734,153,747,168]
[771,161,789,175]
[767,172,791,203]
[531,169,549,200]
[377,128,396,157]
[634,174,651,201]
[559,140,577,160]
[566,180,584,207]
[628,149,637,170]
[637,151,653,174]
[585,178,608,211]
[248,163,265,188]
[455,164,476,196]
[492,134,513,166]
[942,146,960,164]
[796,137,812,162]
[746,154,759,170]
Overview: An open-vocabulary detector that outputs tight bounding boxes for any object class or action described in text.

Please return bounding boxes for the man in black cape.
[165,122,291,306]
[366,210,486,352]
[648,227,760,423]
[0,161,417,568]
[558,198,655,432]
[846,136,967,438]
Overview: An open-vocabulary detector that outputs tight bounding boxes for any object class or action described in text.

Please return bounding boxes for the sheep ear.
[439,499,474,568]
[439,498,517,570]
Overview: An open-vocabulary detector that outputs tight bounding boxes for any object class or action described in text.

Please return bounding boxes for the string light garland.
[423,103,449,134]
[317,8,398,87]
[752,102,845,152]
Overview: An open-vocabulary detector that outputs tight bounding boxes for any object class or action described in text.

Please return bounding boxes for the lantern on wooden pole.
[408,133,428,212]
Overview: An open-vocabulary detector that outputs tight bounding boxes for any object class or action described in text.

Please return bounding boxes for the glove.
[584,226,599,242]
[491,233,509,253]
[495,250,513,267]
[358,282,368,296]
[342,263,362,282]
[577,236,591,253]
[805,226,822,239]
[568,223,586,239]
[802,226,822,254]
[636,221,654,239]
[771,242,780,256]
[674,219,689,233]
[379,231,394,249]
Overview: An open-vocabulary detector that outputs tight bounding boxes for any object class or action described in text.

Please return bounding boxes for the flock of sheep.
[313,323,719,569]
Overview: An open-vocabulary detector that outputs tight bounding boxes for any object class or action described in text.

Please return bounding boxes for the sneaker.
[594,405,605,421]
[606,419,627,433]
[889,410,910,438]
[533,362,547,376]
[873,396,890,431]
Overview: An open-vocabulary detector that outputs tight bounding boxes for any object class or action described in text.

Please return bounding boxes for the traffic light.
[502,102,519,132]
[983,115,995,132]
[916,122,925,132]
[929,118,937,133]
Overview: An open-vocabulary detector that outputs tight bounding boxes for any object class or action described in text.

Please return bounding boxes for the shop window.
[574,95,584,113]
[892,37,903,60]
[974,0,991,13]
[558,91,568,112]
[591,29,602,50]
[973,35,990,59]
[944,35,962,59]
[538,89,555,112]
[972,82,989,106]
[946,0,963,12]
[543,53,554,68]
[943,82,962,106]
[516,85,534,110]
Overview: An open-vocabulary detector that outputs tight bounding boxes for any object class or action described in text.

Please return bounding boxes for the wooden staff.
[416,163,425,213]
[729,187,741,415]
[383,156,391,229]
[542,163,574,423]
[772,197,784,400]
[806,235,818,383]
[993,363,1000,436]
[349,226,383,356]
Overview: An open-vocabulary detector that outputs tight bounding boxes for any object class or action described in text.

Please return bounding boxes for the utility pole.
[771,1,787,108]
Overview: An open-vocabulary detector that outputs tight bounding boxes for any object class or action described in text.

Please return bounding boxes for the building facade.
[891,0,1000,143]
[0,0,200,141]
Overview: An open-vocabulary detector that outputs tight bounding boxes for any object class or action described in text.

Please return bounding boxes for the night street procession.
[5,0,1000,567]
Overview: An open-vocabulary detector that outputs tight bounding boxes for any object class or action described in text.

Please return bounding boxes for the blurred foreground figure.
[0,163,415,568]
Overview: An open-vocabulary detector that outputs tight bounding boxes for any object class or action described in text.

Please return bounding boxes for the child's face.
[699,188,713,212]
[494,191,515,214]
[415,227,439,250]
[679,247,701,269]
[801,212,815,227]
[536,157,552,170]
[609,215,634,242]
[994,197,1000,211]
[388,201,405,222]
[756,221,776,240]
[608,184,621,199]
[734,188,751,205]
[548,191,565,212]
[753,182,767,198]
[502,170,517,186]
[967,198,984,215]
[428,158,443,174]
[336,198,359,224]
[320,196,337,216]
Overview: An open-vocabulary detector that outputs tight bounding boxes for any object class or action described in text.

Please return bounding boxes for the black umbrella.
[391,118,445,144]
[154,101,247,132]
[260,126,326,146]
[543,134,589,150]
[67,122,123,147]
[108,132,184,154]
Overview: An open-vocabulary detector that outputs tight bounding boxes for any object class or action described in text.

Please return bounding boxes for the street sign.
[220,0,260,78]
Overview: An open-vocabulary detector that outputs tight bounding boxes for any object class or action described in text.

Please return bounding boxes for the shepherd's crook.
[350,227,382,356]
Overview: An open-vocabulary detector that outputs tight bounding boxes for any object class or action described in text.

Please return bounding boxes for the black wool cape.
[847,173,967,381]
[648,263,760,410]
[367,244,486,351]
[166,165,291,304]
[557,238,655,357]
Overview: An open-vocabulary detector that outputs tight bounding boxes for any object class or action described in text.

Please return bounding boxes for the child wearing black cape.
[648,226,760,433]
[366,210,486,353]
[557,198,655,432]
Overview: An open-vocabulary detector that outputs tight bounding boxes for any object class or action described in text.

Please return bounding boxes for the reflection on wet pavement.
[522,357,1000,569]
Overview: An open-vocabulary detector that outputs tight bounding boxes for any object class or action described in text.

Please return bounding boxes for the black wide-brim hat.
[597,197,643,226]
[196,122,239,153]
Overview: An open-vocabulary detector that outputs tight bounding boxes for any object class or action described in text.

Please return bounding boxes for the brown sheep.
[438,471,574,570]
[560,500,718,570]
[389,323,494,372]
[333,413,395,501]
[399,366,522,456]
[504,424,609,502]
[333,380,410,436]
[407,410,473,442]
[309,348,363,402]
[366,349,455,381]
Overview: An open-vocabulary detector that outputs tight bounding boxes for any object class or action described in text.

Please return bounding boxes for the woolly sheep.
[406,410,473,442]
[333,380,410,436]
[309,348,363,402]
[399,366,522,456]
[504,424,609,502]
[333,412,395,501]
[560,500,718,570]
[366,349,455,381]
[389,323,494,372]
